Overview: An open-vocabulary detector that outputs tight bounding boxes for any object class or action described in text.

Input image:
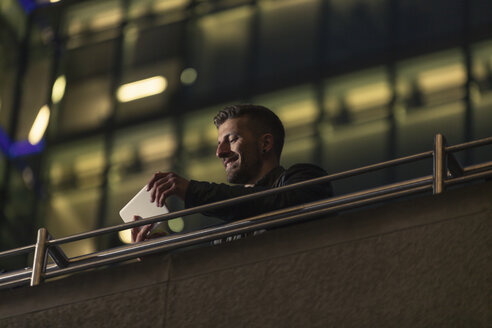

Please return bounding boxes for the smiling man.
[132,104,332,242]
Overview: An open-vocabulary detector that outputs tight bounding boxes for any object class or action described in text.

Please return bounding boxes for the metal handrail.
[1,133,491,289]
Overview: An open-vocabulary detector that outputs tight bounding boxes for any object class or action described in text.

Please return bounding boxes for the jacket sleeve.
[184,164,333,221]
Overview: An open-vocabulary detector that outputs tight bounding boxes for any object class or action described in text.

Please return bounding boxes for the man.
[132,104,332,242]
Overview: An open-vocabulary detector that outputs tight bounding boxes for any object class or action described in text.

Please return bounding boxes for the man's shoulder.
[285,163,328,176]
[273,163,328,187]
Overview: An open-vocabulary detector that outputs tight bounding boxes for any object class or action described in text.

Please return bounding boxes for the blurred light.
[118,219,183,243]
[52,75,66,104]
[50,0,61,3]
[119,229,132,244]
[117,76,167,102]
[418,64,465,94]
[278,99,317,128]
[180,67,198,85]
[154,0,187,13]
[346,82,391,111]
[22,167,34,189]
[90,9,122,31]
[168,218,184,232]
[28,105,50,145]
[139,134,176,163]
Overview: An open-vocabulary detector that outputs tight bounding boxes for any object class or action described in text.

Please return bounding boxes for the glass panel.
[60,75,112,134]
[0,0,27,40]
[16,35,53,142]
[0,26,18,141]
[322,68,393,191]
[328,0,388,65]
[320,120,390,194]
[128,0,189,21]
[117,59,181,121]
[182,105,240,179]
[44,137,105,256]
[107,119,177,231]
[395,49,466,180]
[189,5,252,99]
[63,0,123,37]
[323,66,391,124]
[182,105,232,230]
[471,39,492,164]
[470,0,492,31]
[253,85,319,167]
[258,0,319,84]
[396,0,463,49]
[0,156,4,186]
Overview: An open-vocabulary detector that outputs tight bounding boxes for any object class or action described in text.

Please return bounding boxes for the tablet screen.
[119,186,169,223]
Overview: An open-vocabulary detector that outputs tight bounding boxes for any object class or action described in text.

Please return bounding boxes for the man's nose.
[216,141,230,158]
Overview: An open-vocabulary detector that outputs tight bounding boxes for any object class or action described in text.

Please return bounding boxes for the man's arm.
[185,164,332,221]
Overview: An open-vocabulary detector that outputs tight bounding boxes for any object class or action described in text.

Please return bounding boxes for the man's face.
[216,117,263,184]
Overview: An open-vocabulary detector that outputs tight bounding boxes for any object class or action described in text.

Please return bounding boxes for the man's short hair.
[213,104,285,160]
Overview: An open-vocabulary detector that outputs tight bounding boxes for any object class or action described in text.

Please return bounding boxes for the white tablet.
[119,185,169,224]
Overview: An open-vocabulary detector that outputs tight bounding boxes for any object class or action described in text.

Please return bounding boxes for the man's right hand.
[147,172,189,207]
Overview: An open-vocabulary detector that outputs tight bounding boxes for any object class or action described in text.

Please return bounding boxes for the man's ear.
[260,133,274,153]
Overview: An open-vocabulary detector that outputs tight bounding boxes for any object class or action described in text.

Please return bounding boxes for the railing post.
[31,228,48,286]
[433,133,447,194]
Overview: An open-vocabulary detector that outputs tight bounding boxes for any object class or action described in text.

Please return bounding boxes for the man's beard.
[226,156,262,184]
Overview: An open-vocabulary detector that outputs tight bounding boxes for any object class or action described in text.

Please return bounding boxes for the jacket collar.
[254,166,285,187]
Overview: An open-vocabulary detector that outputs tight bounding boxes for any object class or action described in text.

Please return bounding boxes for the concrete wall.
[1,181,491,327]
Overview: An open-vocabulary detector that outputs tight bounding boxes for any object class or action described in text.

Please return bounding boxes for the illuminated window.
[254,85,319,165]
[324,67,391,124]
[327,0,387,65]
[106,120,177,233]
[395,49,467,160]
[44,137,105,257]
[63,0,123,36]
[396,49,466,108]
[117,60,180,121]
[258,0,318,84]
[61,75,112,134]
[190,5,251,98]
[17,54,53,141]
[183,106,224,157]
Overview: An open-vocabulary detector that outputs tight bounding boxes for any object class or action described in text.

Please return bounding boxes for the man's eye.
[230,137,238,143]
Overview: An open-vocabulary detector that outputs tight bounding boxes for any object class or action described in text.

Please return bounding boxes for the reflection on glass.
[117,76,168,102]
[396,48,465,108]
[28,105,50,145]
[183,106,223,155]
[180,67,198,85]
[254,85,318,130]
[48,137,105,190]
[191,5,251,96]
[46,189,100,257]
[18,54,52,141]
[64,0,122,36]
[470,39,492,160]
[324,67,390,124]
[107,120,176,229]
[61,76,111,133]
[52,75,67,104]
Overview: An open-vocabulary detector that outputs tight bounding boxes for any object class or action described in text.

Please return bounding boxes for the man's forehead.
[217,117,252,136]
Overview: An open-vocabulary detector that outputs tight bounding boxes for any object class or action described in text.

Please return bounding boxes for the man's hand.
[147,172,189,207]
[131,215,168,243]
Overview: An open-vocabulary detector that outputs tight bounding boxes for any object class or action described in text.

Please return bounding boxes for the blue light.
[17,0,37,14]
[0,125,45,159]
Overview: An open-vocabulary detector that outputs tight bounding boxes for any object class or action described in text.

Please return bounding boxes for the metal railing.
[1,133,491,290]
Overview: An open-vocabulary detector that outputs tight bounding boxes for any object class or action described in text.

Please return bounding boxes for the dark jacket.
[184,163,333,221]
